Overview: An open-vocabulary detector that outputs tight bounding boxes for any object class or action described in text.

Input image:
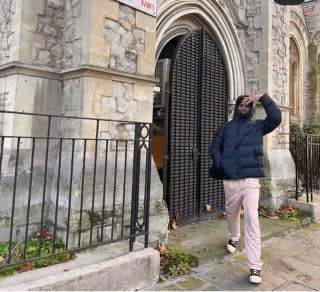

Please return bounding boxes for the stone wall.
[318,37,320,113]
[105,5,145,74]
[272,4,287,106]
[0,0,16,65]
[35,0,82,69]
[244,0,263,93]
[308,43,319,116]
[272,4,288,149]
[0,0,167,246]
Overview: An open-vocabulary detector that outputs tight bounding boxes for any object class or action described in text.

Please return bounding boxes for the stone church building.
[0,0,319,245]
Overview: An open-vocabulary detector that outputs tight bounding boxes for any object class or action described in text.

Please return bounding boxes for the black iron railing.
[290,134,320,202]
[0,110,152,269]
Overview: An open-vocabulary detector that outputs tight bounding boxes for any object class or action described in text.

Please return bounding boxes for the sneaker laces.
[250,269,260,276]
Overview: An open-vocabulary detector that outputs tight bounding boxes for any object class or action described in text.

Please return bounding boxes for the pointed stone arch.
[290,10,310,122]
[156,0,246,101]
[289,37,301,117]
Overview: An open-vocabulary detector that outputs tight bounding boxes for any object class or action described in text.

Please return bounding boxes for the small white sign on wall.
[116,0,157,17]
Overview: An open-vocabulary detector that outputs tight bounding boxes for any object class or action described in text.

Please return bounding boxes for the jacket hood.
[233,95,254,121]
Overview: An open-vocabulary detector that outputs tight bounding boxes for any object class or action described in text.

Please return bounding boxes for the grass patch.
[0,233,71,279]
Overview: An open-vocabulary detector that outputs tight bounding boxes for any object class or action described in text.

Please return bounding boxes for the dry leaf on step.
[159,244,168,256]
[171,220,178,230]
[258,206,266,216]
[19,262,32,272]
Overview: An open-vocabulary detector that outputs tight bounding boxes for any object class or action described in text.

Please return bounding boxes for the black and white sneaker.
[249,269,262,284]
[226,239,237,253]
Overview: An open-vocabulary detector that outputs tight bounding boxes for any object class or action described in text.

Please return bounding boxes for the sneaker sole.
[226,244,236,253]
[249,275,262,284]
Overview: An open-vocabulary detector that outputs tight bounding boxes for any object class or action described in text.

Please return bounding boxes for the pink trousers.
[223,178,263,270]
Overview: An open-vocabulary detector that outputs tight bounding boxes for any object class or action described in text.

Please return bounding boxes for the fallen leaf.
[297,274,310,282]
[35,228,52,240]
[171,220,178,230]
[205,204,212,212]
[42,262,51,267]
[258,206,266,216]
[19,262,32,272]
[275,204,299,217]
[154,243,168,256]
[159,244,168,256]
[213,212,227,220]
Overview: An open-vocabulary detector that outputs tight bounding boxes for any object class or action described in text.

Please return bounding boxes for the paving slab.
[277,282,316,291]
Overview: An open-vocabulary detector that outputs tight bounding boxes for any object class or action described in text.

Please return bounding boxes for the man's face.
[238,100,251,115]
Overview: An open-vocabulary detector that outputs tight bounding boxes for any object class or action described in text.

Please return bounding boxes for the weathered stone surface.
[0,0,16,65]
[28,0,82,69]
[272,4,287,105]
[105,4,146,73]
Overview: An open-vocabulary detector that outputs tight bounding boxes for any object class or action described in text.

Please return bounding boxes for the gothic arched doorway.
[153,28,228,223]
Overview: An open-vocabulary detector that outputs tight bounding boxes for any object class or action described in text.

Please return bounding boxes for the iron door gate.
[166,28,228,223]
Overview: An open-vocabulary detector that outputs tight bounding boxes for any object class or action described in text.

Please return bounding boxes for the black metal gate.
[165,28,228,223]
[290,134,320,202]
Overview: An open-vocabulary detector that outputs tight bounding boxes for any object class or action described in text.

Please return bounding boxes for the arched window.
[289,38,300,117]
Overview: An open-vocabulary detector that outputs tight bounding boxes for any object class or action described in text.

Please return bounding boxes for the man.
[210,93,281,284]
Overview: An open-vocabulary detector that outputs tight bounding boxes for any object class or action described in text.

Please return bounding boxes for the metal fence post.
[129,123,141,251]
[305,135,309,202]
[294,134,299,200]
[144,124,152,248]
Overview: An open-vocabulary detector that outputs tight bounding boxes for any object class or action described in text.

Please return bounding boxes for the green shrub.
[290,114,320,135]
[289,116,302,134]
[302,114,320,134]
[160,246,198,279]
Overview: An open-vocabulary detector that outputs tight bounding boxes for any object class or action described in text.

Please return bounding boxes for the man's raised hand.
[243,94,263,107]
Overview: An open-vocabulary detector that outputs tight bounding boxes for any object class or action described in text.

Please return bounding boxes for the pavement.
[1,209,319,291]
[142,216,320,291]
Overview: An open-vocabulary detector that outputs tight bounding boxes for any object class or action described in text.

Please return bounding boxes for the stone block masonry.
[0,0,167,251]
[34,0,82,69]
[0,0,16,65]
[244,0,263,93]
[105,5,146,73]
[272,4,287,106]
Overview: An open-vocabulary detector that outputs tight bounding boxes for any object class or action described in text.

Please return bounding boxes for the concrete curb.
[288,198,320,222]
[0,245,160,291]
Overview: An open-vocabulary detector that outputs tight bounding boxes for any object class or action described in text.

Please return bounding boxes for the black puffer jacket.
[210,93,281,180]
